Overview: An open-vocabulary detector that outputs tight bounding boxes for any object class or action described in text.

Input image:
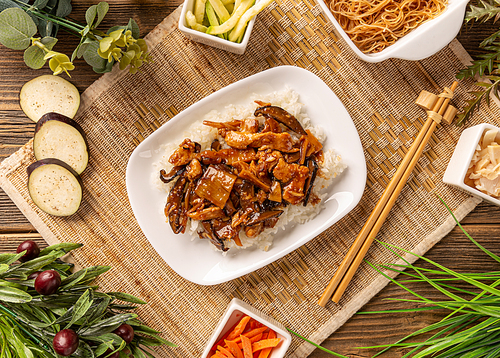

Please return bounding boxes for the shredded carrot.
[227,316,251,341]
[211,353,227,358]
[237,333,263,349]
[217,345,235,358]
[212,321,240,352]
[232,327,268,343]
[241,335,253,358]
[225,339,244,358]
[252,338,281,352]
[257,331,276,358]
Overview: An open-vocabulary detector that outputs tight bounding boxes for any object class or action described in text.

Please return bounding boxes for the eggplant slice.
[33,112,89,174]
[27,159,83,217]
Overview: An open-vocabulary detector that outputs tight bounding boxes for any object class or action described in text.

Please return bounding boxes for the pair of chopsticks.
[318,82,459,307]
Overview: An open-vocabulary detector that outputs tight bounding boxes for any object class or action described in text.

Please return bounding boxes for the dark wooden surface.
[1,2,500,357]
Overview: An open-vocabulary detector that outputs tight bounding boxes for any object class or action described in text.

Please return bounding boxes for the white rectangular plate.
[126,66,366,285]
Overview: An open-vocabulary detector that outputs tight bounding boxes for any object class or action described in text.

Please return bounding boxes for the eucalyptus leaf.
[106,25,126,35]
[0,286,32,303]
[83,40,106,68]
[33,0,50,9]
[55,0,71,17]
[127,18,140,39]
[23,36,57,69]
[85,3,97,28]
[0,8,38,49]
[0,7,36,50]
[109,292,146,305]
[0,0,20,12]
[93,59,113,74]
[94,2,109,28]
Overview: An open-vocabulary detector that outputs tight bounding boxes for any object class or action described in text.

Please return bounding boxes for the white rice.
[152,88,346,252]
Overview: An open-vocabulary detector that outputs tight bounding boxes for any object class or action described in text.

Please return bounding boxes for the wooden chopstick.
[318,81,458,307]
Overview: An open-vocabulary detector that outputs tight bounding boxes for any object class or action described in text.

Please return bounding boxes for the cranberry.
[99,349,119,358]
[113,323,134,344]
[34,270,61,295]
[28,271,42,280]
[16,240,40,262]
[53,329,79,356]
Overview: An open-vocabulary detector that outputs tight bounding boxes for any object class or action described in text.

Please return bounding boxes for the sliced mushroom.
[160,166,185,183]
[254,106,307,135]
[165,174,188,234]
[303,159,319,206]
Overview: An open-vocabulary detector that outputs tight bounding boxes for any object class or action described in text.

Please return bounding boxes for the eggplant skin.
[27,159,83,217]
[33,112,89,174]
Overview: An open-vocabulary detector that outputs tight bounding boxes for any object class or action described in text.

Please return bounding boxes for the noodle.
[326,0,448,54]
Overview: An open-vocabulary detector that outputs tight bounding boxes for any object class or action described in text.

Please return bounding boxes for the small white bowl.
[443,123,500,206]
[178,0,256,55]
[201,298,292,358]
[315,0,469,63]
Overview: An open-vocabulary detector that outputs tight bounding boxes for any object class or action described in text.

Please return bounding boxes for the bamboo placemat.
[1,1,499,356]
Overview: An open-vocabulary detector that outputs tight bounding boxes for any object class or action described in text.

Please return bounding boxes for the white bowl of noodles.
[316,0,469,63]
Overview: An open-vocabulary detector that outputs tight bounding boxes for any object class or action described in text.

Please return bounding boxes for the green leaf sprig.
[0,242,175,358]
[357,197,500,358]
[456,1,500,125]
[0,0,150,76]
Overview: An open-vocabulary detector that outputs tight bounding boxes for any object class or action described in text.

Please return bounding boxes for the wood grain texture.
[1,2,500,357]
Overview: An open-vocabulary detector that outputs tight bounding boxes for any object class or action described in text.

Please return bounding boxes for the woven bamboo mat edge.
[0,5,493,356]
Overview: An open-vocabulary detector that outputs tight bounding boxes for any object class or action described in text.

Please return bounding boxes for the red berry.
[16,240,40,262]
[113,323,134,344]
[28,271,42,280]
[53,329,79,356]
[34,270,61,295]
[99,349,119,358]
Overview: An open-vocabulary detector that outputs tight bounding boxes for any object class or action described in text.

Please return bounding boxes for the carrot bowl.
[202,298,292,358]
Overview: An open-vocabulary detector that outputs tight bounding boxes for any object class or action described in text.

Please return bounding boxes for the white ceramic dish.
[315,0,469,63]
[443,123,500,206]
[201,298,291,358]
[178,0,256,55]
[126,66,367,285]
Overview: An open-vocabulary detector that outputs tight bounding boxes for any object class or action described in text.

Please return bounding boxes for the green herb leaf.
[0,252,25,266]
[466,0,500,23]
[78,313,137,337]
[109,292,146,305]
[39,243,82,256]
[0,8,37,50]
[0,286,32,303]
[23,36,57,69]
[65,289,93,329]
[456,77,500,126]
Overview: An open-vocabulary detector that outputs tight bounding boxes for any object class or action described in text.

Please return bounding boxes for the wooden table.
[1,2,499,356]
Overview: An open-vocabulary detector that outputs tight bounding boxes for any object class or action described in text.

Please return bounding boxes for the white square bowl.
[443,123,500,206]
[315,0,469,62]
[178,0,256,55]
[201,298,292,358]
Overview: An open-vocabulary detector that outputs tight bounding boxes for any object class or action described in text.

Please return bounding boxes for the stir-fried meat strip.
[282,165,310,204]
[169,138,201,166]
[224,131,296,152]
[269,181,282,202]
[246,210,283,226]
[203,120,241,131]
[212,219,240,242]
[187,206,226,221]
[245,223,264,238]
[305,129,323,156]
[201,148,256,165]
[241,118,259,133]
[204,118,259,135]
[273,158,296,183]
[234,161,271,192]
[261,118,282,133]
[186,158,203,181]
[256,149,282,173]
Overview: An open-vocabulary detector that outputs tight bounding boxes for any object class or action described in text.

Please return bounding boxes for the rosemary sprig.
[455,1,500,125]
